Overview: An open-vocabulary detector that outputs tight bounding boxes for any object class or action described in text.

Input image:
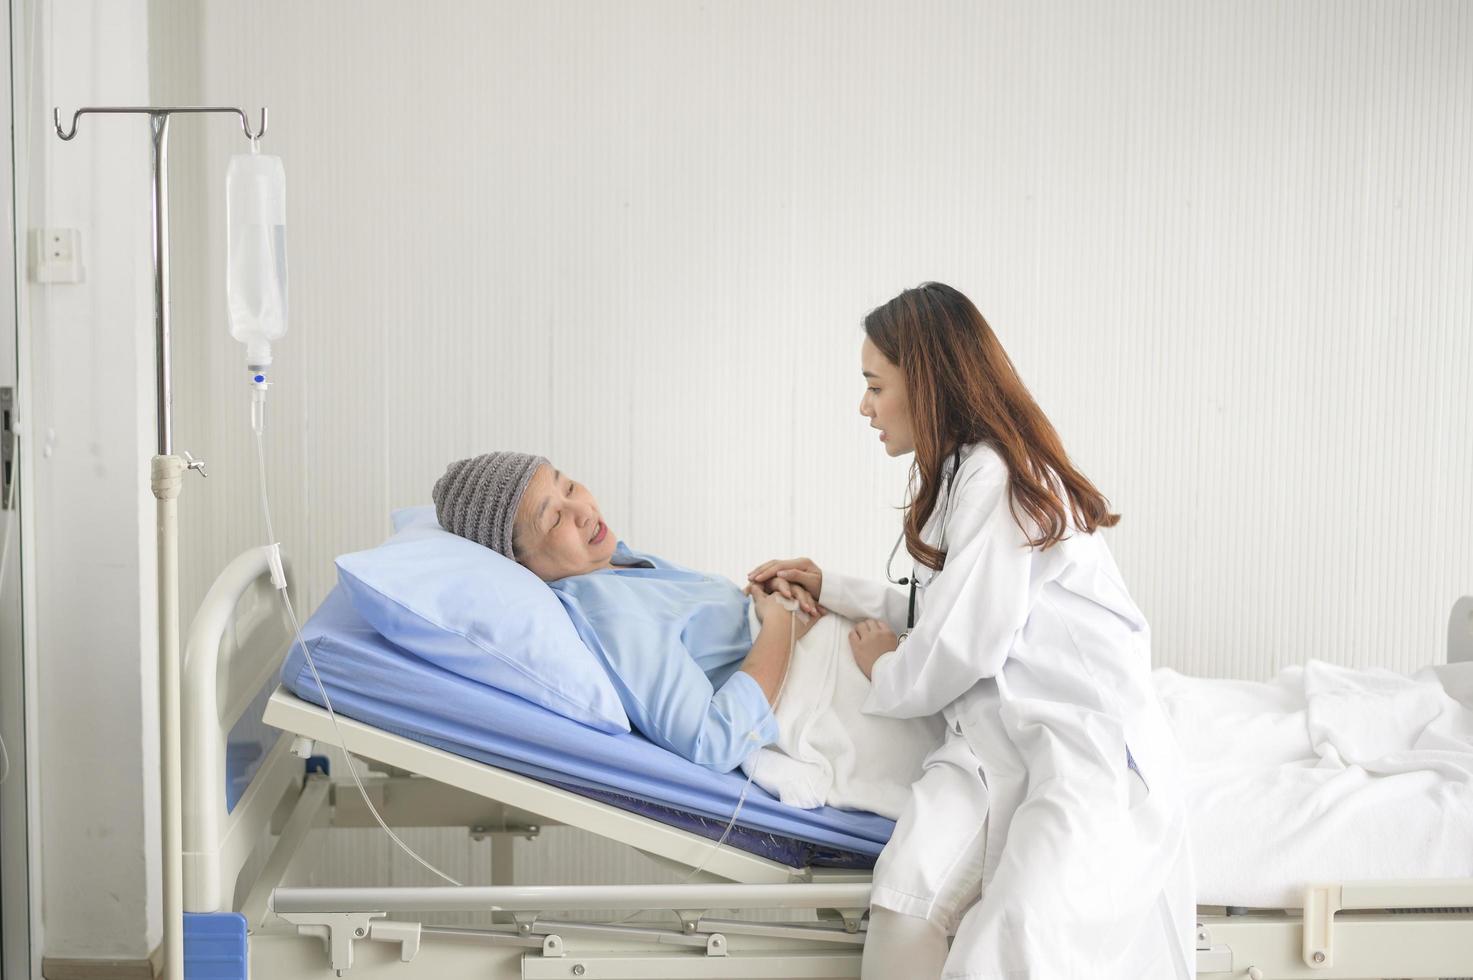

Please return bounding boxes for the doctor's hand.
[745,583,823,641]
[849,619,898,680]
[747,557,824,616]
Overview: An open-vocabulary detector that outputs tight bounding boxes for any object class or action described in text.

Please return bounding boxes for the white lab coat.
[823,442,1195,979]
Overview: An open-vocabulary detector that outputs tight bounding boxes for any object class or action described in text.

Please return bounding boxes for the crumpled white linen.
[740,608,944,819]
[1155,660,1473,906]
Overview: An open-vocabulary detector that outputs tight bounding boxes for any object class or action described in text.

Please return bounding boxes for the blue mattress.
[279,586,893,866]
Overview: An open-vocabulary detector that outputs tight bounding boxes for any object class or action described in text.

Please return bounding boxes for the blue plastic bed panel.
[279,586,893,865]
[183,912,247,980]
[224,682,275,812]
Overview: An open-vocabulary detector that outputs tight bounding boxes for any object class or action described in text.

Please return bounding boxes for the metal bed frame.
[183,546,1473,978]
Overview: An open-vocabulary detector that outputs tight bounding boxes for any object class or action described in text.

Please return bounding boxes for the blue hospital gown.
[548,542,778,772]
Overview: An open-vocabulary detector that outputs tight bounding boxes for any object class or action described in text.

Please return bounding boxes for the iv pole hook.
[53,105,268,142]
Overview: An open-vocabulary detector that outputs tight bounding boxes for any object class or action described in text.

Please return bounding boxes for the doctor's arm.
[861,476,1034,720]
[821,571,910,634]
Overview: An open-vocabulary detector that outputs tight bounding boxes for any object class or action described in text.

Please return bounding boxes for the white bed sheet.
[741,606,945,820]
[1157,660,1473,906]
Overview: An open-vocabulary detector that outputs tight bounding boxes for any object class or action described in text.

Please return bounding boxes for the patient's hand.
[746,582,823,641]
[849,619,899,680]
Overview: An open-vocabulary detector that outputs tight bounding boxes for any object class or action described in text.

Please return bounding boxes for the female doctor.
[749,282,1194,979]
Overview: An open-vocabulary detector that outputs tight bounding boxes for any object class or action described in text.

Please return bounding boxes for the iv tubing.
[250,381,462,886]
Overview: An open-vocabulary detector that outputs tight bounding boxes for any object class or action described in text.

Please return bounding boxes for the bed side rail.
[182,546,297,912]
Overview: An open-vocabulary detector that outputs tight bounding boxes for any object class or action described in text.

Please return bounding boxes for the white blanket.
[1156,659,1473,906]
[741,609,944,819]
[745,624,1473,906]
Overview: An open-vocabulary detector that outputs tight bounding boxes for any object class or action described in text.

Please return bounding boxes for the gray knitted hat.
[432,452,549,559]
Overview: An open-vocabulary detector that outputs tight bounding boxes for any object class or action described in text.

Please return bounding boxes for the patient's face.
[513,463,618,581]
[860,337,914,457]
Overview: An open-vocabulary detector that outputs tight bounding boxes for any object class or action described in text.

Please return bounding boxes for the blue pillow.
[334,513,631,733]
[391,505,437,533]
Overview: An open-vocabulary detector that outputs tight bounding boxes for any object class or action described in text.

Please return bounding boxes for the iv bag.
[226,152,288,368]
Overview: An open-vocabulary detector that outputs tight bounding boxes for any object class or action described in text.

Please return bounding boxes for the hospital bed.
[183,545,1473,978]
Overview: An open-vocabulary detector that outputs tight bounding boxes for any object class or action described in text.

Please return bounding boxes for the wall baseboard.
[42,943,161,979]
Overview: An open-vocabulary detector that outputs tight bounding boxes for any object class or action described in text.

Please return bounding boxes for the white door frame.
[2,0,40,977]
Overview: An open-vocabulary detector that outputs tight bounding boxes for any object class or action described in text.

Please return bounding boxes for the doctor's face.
[513,463,618,581]
[860,337,914,456]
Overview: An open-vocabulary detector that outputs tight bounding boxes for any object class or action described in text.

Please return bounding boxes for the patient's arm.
[740,584,819,702]
[748,604,807,704]
[572,602,784,772]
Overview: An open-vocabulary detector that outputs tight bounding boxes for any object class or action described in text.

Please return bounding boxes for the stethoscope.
[886,446,963,631]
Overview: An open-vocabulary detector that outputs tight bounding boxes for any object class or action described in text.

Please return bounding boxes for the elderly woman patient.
[432,450,827,774]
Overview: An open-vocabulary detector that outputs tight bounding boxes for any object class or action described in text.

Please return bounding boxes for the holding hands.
[749,556,901,678]
[747,557,825,617]
[744,582,823,642]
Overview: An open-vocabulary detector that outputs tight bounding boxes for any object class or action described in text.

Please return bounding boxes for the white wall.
[27,0,161,962]
[164,0,1473,681]
[141,0,1472,895]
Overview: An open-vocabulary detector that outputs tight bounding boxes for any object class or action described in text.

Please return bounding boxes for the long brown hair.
[865,282,1119,570]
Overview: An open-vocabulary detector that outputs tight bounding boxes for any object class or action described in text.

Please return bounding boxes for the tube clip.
[266,543,288,591]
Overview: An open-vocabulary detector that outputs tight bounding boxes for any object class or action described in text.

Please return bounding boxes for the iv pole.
[53,105,267,980]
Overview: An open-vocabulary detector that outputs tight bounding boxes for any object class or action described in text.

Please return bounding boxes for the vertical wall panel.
[153,0,1472,889]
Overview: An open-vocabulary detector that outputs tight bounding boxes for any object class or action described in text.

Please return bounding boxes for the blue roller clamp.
[184,912,248,980]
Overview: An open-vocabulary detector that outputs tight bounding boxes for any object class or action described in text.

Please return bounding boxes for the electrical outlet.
[29,227,85,283]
